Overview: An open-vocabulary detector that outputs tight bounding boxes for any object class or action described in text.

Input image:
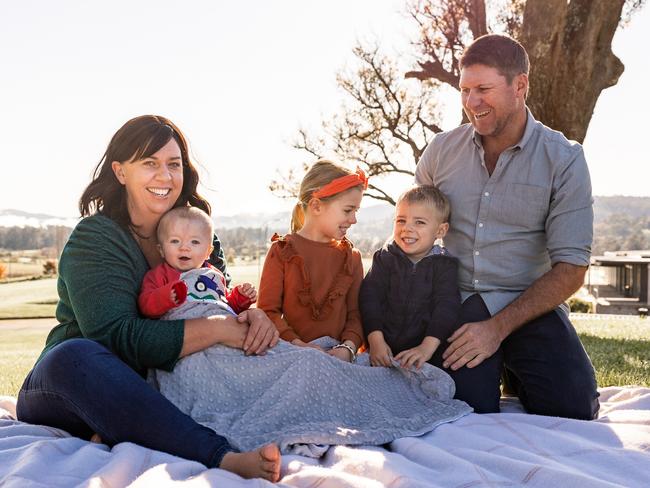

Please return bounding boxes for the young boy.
[359,185,461,370]
[138,206,256,319]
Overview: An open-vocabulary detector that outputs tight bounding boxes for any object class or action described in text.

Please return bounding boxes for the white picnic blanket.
[2,387,650,487]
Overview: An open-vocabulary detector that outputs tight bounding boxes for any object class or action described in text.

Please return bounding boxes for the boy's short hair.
[157,206,214,242]
[397,185,451,222]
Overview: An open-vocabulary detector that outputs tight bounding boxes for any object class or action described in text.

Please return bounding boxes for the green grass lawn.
[572,315,650,387]
[1,314,649,399]
[0,264,267,320]
[0,277,59,318]
[0,320,54,397]
[2,270,648,397]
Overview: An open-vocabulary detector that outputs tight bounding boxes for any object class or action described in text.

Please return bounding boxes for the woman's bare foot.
[89,433,102,444]
[219,444,281,482]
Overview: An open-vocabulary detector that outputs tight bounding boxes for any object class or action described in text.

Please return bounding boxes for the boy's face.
[393,200,449,262]
[158,218,213,272]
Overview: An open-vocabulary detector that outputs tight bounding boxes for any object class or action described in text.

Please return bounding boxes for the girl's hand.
[237,283,258,303]
[327,345,354,362]
[291,339,325,352]
[395,337,440,370]
[367,331,393,367]
[237,308,279,355]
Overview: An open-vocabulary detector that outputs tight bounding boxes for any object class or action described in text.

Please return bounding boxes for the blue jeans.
[16,338,235,467]
[430,294,600,419]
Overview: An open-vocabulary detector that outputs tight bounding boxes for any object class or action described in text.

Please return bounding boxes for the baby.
[138,206,256,319]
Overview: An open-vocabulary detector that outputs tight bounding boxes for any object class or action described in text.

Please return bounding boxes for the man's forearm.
[491,262,587,341]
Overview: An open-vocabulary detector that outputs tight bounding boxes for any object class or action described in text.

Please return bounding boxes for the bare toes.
[259,443,281,463]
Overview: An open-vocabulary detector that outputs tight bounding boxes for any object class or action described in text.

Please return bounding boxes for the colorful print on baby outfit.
[181,268,227,303]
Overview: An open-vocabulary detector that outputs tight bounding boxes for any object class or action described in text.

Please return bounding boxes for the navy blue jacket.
[359,241,461,354]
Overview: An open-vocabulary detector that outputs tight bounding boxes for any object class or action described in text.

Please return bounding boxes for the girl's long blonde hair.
[290,160,358,233]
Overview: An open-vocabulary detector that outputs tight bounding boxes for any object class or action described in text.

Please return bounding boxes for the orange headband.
[312,167,368,199]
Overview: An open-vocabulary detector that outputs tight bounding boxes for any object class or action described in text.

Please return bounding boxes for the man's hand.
[367,331,393,367]
[236,283,258,303]
[442,319,502,370]
[237,308,279,356]
[395,336,440,370]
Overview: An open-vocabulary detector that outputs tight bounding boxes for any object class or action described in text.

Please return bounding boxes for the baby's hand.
[236,283,257,303]
[170,281,187,307]
[394,337,440,370]
[367,331,393,367]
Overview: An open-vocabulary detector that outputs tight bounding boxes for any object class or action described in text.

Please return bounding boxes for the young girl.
[257,160,367,362]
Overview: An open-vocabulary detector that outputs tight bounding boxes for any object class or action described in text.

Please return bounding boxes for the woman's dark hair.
[79,115,210,232]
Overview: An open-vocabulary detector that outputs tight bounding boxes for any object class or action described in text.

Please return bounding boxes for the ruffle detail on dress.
[270,233,356,321]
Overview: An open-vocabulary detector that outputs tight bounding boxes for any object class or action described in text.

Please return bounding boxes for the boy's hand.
[367,331,393,367]
[171,288,179,304]
[236,283,257,303]
[395,337,440,370]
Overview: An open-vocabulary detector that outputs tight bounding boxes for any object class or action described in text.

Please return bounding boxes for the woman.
[16,115,281,482]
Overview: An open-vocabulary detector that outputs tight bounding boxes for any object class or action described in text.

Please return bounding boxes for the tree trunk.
[520,0,625,143]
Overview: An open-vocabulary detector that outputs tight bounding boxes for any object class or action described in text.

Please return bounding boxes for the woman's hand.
[214,317,249,350]
[181,314,251,357]
[237,308,280,356]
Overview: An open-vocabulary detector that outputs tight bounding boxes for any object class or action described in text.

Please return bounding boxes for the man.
[415,34,599,419]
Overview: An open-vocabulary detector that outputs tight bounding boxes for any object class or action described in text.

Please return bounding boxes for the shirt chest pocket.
[493,183,550,229]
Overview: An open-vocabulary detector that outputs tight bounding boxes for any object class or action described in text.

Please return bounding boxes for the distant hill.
[0,209,79,229]
[593,196,650,223]
[1,196,648,255]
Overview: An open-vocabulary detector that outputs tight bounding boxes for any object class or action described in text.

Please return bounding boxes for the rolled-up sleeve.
[546,145,593,267]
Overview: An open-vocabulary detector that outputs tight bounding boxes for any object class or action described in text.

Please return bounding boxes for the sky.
[1,1,648,221]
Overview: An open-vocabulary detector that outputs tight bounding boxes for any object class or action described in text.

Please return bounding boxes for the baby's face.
[159,218,213,272]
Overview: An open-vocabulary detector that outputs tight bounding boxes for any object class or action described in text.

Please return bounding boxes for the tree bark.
[520,0,625,142]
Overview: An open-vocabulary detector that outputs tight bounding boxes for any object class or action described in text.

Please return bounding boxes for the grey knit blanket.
[151,309,471,454]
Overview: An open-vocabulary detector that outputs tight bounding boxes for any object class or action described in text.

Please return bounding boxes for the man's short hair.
[157,206,214,242]
[397,185,451,222]
[460,34,529,83]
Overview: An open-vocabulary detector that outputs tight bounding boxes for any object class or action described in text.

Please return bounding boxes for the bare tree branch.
[278,41,443,204]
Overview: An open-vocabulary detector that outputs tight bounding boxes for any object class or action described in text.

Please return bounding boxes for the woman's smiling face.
[111,138,183,225]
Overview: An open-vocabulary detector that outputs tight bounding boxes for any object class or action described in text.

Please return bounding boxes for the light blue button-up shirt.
[415,110,593,315]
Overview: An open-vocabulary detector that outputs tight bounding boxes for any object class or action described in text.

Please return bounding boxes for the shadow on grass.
[579,333,650,387]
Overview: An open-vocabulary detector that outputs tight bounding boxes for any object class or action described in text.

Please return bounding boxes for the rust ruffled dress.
[257,233,364,348]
